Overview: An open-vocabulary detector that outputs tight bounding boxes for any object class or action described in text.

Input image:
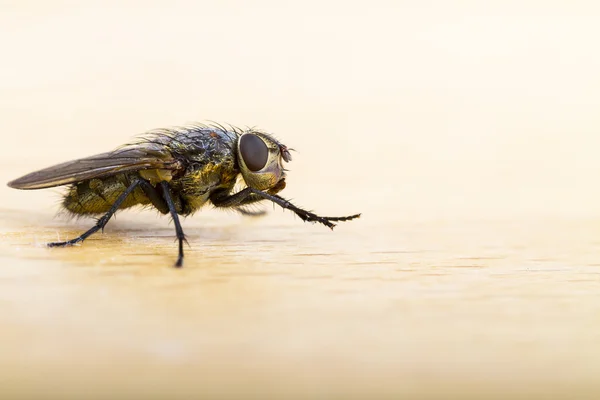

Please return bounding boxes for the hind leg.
[48,179,143,247]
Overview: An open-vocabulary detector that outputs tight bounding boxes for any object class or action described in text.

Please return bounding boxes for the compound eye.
[240,134,268,172]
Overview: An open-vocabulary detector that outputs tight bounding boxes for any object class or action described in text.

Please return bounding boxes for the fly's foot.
[297,211,361,230]
[173,234,188,268]
[47,238,84,247]
[320,213,362,222]
[175,254,184,268]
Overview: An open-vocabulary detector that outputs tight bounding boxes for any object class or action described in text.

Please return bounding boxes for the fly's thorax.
[236,131,291,192]
[175,157,239,215]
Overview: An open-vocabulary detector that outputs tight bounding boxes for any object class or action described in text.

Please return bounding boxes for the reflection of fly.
[8,123,360,267]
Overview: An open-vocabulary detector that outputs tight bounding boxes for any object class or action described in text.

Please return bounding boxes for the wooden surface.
[2,2,600,399]
[2,201,600,399]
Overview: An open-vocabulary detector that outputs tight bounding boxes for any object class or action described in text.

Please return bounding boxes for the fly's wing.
[7,145,183,190]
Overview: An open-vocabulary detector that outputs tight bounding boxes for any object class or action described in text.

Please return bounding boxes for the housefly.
[7,123,360,267]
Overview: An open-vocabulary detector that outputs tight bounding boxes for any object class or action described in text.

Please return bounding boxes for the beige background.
[1,1,600,399]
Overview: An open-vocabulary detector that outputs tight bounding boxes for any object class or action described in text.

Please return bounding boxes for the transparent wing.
[7,145,183,190]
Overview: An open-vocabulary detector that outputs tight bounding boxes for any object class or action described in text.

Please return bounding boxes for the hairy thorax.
[177,158,239,215]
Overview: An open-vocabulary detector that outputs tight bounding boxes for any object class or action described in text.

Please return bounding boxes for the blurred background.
[1,1,600,399]
[2,0,600,220]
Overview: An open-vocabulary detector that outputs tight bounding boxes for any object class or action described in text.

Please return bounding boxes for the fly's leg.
[48,179,142,247]
[211,189,265,208]
[159,181,187,268]
[139,180,187,267]
[211,188,361,230]
[235,207,267,217]
[210,189,267,217]
[139,180,169,214]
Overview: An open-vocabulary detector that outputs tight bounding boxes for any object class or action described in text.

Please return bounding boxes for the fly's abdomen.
[63,174,150,215]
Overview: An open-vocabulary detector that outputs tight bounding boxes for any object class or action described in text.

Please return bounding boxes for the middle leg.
[159,181,187,267]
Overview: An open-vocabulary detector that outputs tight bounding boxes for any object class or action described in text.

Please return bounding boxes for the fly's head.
[237,131,292,194]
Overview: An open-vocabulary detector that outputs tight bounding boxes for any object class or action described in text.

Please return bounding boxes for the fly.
[7,123,361,267]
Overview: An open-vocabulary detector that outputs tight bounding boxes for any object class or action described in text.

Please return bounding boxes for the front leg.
[210,188,360,229]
